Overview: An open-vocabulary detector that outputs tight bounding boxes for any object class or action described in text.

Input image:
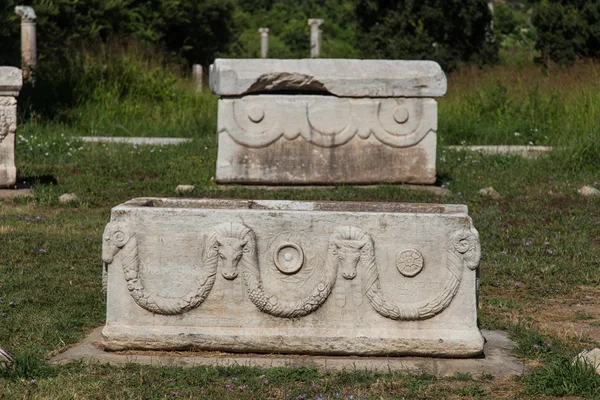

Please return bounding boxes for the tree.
[533,0,600,65]
[355,0,498,70]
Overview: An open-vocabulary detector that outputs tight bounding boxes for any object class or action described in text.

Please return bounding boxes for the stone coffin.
[102,198,483,357]
[210,59,446,185]
[0,67,22,187]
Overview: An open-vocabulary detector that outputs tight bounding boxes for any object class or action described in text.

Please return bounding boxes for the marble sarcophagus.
[102,198,483,356]
[209,59,446,184]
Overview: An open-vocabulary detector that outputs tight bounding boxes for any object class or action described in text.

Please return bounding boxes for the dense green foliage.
[355,0,498,70]
[1,0,498,70]
[532,0,600,65]
[227,0,360,59]
[0,0,237,67]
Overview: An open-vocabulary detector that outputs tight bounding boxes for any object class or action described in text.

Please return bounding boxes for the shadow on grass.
[16,175,59,188]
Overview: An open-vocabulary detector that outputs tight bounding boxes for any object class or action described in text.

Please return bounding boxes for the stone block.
[102,198,483,357]
[210,59,447,98]
[0,67,22,188]
[0,67,23,97]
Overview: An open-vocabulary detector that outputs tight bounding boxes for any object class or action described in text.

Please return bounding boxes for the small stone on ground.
[578,186,600,197]
[175,185,195,194]
[479,187,501,200]
[573,348,600,374]
[59,193,78,203]
[0,346,15,369]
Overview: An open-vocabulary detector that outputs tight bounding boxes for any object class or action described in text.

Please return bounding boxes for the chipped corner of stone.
[0,67,23,97]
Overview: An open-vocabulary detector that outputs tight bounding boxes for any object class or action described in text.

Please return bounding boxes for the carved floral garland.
[103,223,218,315]
[103,221,479,319]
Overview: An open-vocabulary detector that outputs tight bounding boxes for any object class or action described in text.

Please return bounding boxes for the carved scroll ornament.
[219,97,437,149]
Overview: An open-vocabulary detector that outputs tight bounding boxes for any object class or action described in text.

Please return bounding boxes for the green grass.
[1,47,600,398]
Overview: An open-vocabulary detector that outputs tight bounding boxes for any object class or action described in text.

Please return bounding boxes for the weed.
[523,358,600,397]
[574,311,595,321]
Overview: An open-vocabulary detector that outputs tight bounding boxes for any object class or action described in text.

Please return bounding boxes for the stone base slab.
[446,145,552,159]
[103,325,484,357]
[0,187,33,200]
[81,137,193,146]
[51,327,524,378]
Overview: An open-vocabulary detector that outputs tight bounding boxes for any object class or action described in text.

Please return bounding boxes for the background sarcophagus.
[0,67,22,187]
[209,59,447,185]
[102,198,483,357]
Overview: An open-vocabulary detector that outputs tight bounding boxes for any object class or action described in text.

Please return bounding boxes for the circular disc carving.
[393,107,409,124]
[248,106,265,123]
[274,242,304,274]
[396,249,424,277]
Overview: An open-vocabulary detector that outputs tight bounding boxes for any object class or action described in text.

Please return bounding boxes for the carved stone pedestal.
[102,198,483,357]
[0,67,22,188]
[210,59,447,184]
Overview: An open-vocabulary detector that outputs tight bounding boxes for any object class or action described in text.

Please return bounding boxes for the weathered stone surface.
[573,348,600,374]
[209,59,447,98]
[0,67,23,97]
[216,95,437,184]
[103,198,483,356]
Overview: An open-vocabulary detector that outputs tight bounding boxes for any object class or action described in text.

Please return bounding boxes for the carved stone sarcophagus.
[0,67,22,187]
[102,198,483,356]
[209,59,446,184]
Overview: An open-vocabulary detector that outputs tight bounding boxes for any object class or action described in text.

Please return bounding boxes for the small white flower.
[514,132,520,137]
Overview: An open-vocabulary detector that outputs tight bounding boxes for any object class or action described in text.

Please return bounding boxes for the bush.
[0,0,237,68]
[355,0,499,70]
[532,0,600,66]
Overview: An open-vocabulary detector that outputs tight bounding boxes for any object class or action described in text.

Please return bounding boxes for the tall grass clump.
[20,39,217,138]
[439,61,600,172]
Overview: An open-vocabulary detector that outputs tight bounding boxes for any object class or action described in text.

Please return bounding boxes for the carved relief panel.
[218,96,437,149]
[102,199,483,356]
